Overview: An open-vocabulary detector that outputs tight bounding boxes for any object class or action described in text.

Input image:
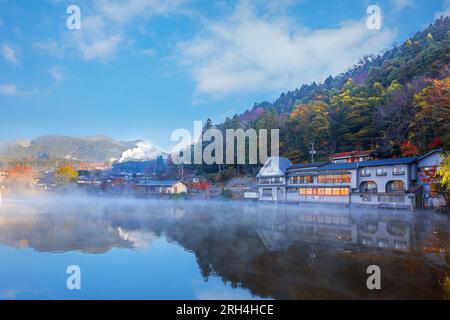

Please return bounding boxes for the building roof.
[287,162,328,171]
[317,162,358,171]
[416,148,444,162]
[137,179,185,187]
[257,157,292,177]
[357,157,417,168]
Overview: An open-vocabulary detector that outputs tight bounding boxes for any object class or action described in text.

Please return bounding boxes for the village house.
[0,170,7,191]
[257,149,444,210]
[330,150,374,163]
[256,156,292,202]
[135,179,188,195]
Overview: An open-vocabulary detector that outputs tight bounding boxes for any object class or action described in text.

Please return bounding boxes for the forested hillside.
[212,17,450,165]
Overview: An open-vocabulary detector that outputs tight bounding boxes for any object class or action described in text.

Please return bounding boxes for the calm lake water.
[0,196,449,300]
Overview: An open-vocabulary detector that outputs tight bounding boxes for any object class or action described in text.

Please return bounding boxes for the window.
[376,168,387,176]
[386,180,405,192]
[289,175,313,184]
[262,189,272,197]
[393,166,405,175]
[272,177,283,184]
[360,169,371,177]
[299,187,349,196]
[360,181,378,193]
[259,178,271,185]
[317,174,351,184]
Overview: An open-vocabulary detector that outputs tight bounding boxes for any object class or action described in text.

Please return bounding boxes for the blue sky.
[0,0,448,150]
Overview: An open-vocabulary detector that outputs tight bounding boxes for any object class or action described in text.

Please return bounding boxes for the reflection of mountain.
[0,201,133,253]
[0,199,449,299]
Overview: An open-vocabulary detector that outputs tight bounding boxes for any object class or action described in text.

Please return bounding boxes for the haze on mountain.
[0,135,166,163]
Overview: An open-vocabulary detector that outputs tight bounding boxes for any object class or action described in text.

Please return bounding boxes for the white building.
[257,150,444,210]
[256,157,292,202]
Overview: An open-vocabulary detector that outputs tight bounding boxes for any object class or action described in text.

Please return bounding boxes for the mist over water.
[0,194,450,300]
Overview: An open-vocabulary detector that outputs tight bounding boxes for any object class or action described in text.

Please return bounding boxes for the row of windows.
[288,174,351,184]
[289,176,313,184]
[317,174,351,184]
[259,177,283,185]
[297,187,350,196]
[360,181,405,193]
[360,166,405,177]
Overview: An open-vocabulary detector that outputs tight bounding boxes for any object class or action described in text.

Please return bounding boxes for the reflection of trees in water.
[159,208,446,299]
[1,199,450,298]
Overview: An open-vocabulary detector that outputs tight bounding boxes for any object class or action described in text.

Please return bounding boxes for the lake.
[0,195,449,300]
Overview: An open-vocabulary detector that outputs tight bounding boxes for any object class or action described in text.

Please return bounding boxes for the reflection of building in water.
[0,198,449,299]
[357,219,410,250]
[256,210,412,252]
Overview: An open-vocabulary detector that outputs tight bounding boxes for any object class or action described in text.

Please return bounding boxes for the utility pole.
[310,141,317,163]
[179,151,184,181]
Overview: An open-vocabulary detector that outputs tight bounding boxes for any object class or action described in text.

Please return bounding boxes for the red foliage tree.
[400,141,419,157]
[428,137,442,150]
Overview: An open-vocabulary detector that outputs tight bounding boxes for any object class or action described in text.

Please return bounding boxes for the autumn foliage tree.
[414,78,450,151]
[5,164,38,190]
[56,165,78,184]
[436,153,450,207]
[400,141,419,157]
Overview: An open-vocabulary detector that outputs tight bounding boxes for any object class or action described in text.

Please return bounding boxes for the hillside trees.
[413,78,450,150]
[437,153,450,207]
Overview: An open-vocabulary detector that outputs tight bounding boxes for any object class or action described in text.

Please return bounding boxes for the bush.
[220,188,233,199]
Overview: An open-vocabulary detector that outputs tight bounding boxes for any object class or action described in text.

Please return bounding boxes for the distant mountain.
[0,135,166,163]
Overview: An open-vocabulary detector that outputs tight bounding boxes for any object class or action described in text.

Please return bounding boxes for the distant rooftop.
[331,150,374,159]
[137,179,184,187]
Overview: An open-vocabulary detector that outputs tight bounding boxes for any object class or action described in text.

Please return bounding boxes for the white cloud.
[176,2,396,97]
[94,0,185,24]
[139,48,157,57]
[1,43,19,65]
[48,66,64,83]
[33,39,64,58]
[0,84,37,96]
[390,0,413,12]
[435,0,450,18]
[62,0,186,60]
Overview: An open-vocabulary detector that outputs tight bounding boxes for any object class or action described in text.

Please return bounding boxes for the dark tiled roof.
[287,162,328,170]
[357,157,417,167]
[416,148,444,161]
[137,180,183,187]
[317,162,358,171]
